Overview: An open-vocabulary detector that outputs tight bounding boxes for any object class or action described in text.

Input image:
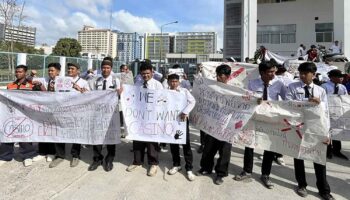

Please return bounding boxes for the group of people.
[0,56,348,200]
[297,41,342,62]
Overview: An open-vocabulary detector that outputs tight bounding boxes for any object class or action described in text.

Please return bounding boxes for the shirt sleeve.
[286,84,295,100]
[181,89,196,115]
[279,83,287,100]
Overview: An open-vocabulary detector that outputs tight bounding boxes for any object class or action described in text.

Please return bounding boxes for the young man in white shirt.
[88,60,122,172]
[286,62,334,200]
[166,74,196,181]
[49,63,90,168]
[329,41,341,54]
[234,61,287,189]
[322,69,349,160]
[297,44,306,58]
[126,61,164,177]
[198,64,233,185]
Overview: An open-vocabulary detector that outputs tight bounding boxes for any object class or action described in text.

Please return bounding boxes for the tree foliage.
[52,38,82,57]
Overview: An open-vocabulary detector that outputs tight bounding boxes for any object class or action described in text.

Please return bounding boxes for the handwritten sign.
[233,101,329,165]
[0,90,120,144]
[190,77,258,143]
[328,95,350,141]
[55,77,73,92]
[121,85,187,144]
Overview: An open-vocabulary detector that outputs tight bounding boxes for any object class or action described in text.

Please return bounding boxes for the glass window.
[257,24,296,44]
[315,23,333,42]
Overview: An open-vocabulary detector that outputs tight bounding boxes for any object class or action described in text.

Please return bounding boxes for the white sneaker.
[0,160,8,167]
[276,157,286,166]
[32,155,45,162]
[46,155,55,162]
[23,159,33,167]
[168,166,182,175]
[147,165,158,177]
[258,155,263,160]
[187,171,195,181]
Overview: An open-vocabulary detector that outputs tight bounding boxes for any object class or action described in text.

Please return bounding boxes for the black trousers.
[332,140,342,153]
[243,147,254,173]
[54,143,81,159]
[294,159,331,195]
[0,143,37,161]
[38,143,56,155]
[261,150,276,175]
[200,134,232,177]
[199,130,207,146]
[93,145,116,161]
[133,141,159,165]
[170,121,193,171]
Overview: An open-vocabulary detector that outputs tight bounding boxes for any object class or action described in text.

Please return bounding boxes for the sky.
[22,0,224,49]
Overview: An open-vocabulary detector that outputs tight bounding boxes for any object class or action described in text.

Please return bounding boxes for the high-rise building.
[174,32,217,54]
[116,32,143,63]
[144,33,171,62]
[78,25,117,58]
[0,23,36,47]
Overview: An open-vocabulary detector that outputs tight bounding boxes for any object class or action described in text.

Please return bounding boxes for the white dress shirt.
[286,81,327,103]
[89,74,121,91]
[330,44,341,54]
[135,78,163,90]
[72,76,90,92]
[321,81,347,95]
[169,86,196,115]
[248,78,287,100]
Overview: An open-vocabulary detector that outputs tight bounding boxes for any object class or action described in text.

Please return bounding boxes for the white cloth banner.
[233,101,329,165]
[328,95,350,141]
[190,77,258,142]
[0,90,121,144]
[121,85,188,144]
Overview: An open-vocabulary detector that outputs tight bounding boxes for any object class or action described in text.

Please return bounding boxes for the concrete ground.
[0,127,349,200]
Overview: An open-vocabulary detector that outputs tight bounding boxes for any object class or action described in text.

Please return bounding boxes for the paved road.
[0,127,349,200]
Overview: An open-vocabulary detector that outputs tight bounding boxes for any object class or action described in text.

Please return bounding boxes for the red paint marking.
[281,128,291,132]
[281,118,304,139]
[296,130,303,139]
[228,67,245,80]
[235,121,243,129]
[283,119,291,126]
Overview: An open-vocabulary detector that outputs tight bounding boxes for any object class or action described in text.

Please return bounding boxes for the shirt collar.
[259,77,276,86]
[301,81,314,88]
[72,76,79,82]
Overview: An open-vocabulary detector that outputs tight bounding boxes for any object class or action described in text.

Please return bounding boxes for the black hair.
[16,65,28,72]
[101,60,112,68]
[216,64,231,76]
[168,74,180,80]
[258,61,275,73]
[298,57,304,61]
[298,62,317,73]
[120,64,128,70]
[139,61,153,72]
[103,56,113,63]
[67,63,80,69]
[47,63,61,71]
[172,64,181,69]
[276,64,287,75]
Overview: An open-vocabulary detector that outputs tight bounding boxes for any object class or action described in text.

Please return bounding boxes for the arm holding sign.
[180,88,196,121]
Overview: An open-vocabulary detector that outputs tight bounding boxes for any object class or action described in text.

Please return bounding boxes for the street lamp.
[159,21,178,64]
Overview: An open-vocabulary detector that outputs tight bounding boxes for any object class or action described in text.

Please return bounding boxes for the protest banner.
[328,95,350,141]
[235,101,329,165]
[115,72,134,85]
[199,62,259,89]
[0,90,120,144]
[121,85,187,144]
[190,77,259,143]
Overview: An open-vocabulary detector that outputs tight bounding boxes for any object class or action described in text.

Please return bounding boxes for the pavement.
[0,127,349,200]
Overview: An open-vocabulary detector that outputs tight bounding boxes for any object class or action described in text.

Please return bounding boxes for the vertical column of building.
[334,0,350,57]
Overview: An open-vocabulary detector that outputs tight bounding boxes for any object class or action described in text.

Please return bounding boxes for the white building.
[0,23,36,47]
[224,0,350,59]
[116,32,143,63]
[166,53,223,64]
[78,25,117,59]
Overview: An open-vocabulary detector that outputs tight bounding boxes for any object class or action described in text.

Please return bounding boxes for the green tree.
[52,38,82,57]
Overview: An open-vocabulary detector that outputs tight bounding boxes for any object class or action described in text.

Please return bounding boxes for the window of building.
[257,24,296,44]
[315,23,333,43]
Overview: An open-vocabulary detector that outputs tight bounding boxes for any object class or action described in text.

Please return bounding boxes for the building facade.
[78,26,117,58]
[174,32,217,54]
[224,0,350,59]
[144,33,171,62]
[116,32,143,63]
[0,23,36,47]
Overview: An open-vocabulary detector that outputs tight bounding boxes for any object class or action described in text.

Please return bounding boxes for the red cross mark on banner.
[281,119,304,139]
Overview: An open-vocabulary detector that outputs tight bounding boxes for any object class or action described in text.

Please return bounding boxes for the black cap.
[328,69,344,78]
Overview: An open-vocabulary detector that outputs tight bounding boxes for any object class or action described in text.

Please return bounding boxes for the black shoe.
[197,145,204,154]
[296,186,308,197]
[319,193,335,200]
[233,171,252,181]
[214,176,224,185]
[197,168,211,176]
[104,160,114,172]
[333,152,349,160]
[88,160,102,171]
[260,175,274,189]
